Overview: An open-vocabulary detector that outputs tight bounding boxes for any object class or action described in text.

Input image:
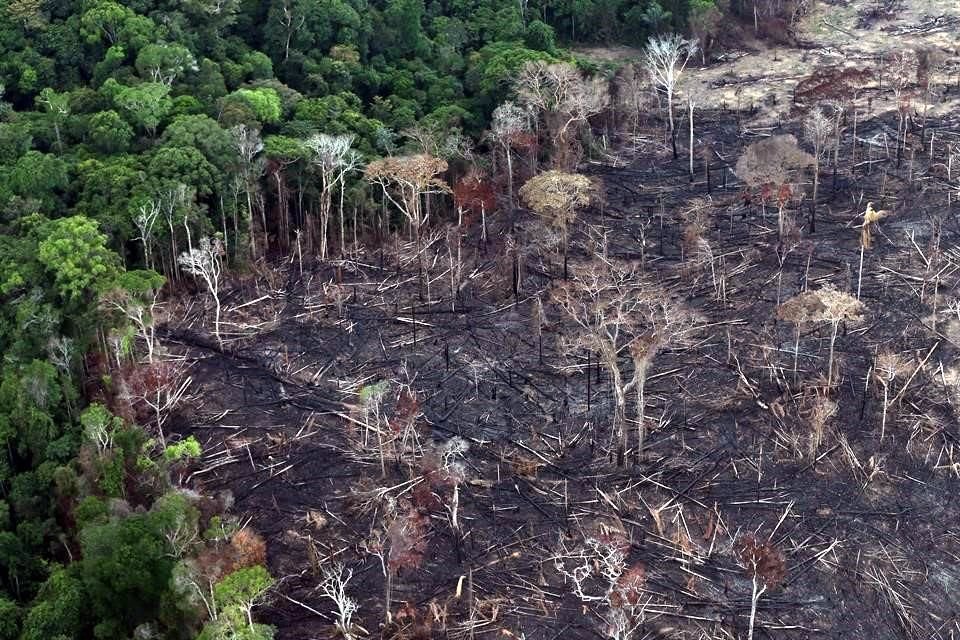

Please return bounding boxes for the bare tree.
[682,82,708,181]
[643,34,699,159]
[552,250,692,465]
[318,563,359,640]
[158,183,192,282]
[118,358,193,446]
[488,101,531,213]
[178,236,226,347]
[230,124,265,259]
[613,64,648,136]
[803,108,834,227]
[887,50,915,165]
[515,62,609,168]
[304,133,363,260]
[134,196,162,271]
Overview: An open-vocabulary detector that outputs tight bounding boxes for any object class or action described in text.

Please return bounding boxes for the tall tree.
[643,34,698,159]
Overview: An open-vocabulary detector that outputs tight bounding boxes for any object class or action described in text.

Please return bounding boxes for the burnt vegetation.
[12,4,943,637]
[149,35,960,639]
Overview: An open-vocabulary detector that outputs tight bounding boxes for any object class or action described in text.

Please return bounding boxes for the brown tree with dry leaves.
[735,134,815,237]
[519,170,598,277]
[364,154,450,246]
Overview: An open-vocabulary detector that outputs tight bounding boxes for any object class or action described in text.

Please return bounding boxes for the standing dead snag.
[887,50,916,165]
[365,154,449,294]
[304,133,362,260]
[452,168,495,242]
[488,101,532,214]
[178,236,226,347]
[230,124,265,259]
[873,350,908,441]
[518,170,598,278]
[734,134,814,238]
[643,34,698,160]
[318,563,360,640]
[551,256,690,466]
[803,108,834,229]
[778,284,864,388]
[553,527,648,640]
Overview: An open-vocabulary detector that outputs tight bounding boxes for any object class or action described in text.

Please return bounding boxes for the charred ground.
[162,83,960,640]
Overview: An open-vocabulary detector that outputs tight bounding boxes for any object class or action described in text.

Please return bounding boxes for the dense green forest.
[0,0,730,637]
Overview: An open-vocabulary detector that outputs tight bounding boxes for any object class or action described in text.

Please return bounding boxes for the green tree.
[37,215,120,301]
[135,42,198,86]
[114,82,173,137]
[5,151,68,211]
[86,110,134,154]
[0,596,19,640]
[19,568,85,640]
[225,88,282,124]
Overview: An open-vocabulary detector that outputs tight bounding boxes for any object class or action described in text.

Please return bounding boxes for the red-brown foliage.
[387,502,429,573]
[386,602,432,640]
[410,481,441,512]
[193,526,268,584]
[389,388,420,435]
[231,527,268,568]
[794,66,873,106]
[453,169,496,222]
[777,183,793,206]
[113,360,182,424]
[736,534,787,588]
[610,562,647,607]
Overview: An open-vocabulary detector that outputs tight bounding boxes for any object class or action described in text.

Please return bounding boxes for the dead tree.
[778,284,864,388]
[230,124,265,258]
[734,134,814,236]
[365,154,449,294]
[134,197,162,272]
[515,62,609,169]
[873,350,908,441]
[551,252,690,465]
[364,154,449,245]
[613,64,649,137]
[803,108,834,227]
[857,202,890,299]
[452,168,495,243]
[318,563,359,640]
[643,34,698,159]
[736,535,786,640]
[117,358,193,446]
[178,236,226,347]
[488,101,532,215]
[887,51,915,165]
[518,170,598,278]
[682,82,708,181]
[304,133,363,259]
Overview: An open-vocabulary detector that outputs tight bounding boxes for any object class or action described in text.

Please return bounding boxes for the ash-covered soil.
[164,9,960,638]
